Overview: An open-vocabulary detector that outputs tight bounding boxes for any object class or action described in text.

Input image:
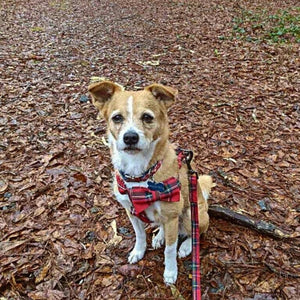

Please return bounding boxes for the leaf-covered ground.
[0,0,299,299]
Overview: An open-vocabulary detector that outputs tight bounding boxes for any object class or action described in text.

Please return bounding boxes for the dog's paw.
[178,237,192,258]
[163,267,178,285]
[152,231,164,249]
[128,248,145,264]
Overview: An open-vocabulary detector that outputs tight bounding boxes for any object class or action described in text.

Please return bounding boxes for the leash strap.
[189,171,201,300]
[181,149,201,300]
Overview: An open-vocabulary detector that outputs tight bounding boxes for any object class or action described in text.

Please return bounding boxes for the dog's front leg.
[152,225,164,249]
[126,211,146,264]
[163,217,179,284]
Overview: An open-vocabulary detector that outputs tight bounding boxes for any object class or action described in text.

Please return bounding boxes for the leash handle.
[184,150,193,172]
[176,148,196,175]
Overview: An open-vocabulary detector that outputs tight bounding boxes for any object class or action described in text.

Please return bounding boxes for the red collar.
[119,160,162,182]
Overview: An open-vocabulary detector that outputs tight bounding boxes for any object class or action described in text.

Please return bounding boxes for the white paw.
[164,267,178,285]
[152,232,164,249]
[178,238,192,258]
[128,248,145,264]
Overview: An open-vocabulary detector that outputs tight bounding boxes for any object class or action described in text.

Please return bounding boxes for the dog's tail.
[198,175,213,201]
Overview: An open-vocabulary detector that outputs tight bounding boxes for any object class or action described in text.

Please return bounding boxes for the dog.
[88,80,213,284]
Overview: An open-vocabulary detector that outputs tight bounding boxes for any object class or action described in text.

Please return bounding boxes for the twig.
[263,261,300,278]
[208,205,294,240]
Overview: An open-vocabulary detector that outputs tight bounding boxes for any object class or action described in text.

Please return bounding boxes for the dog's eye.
[112,114,124,123]
[141,113,154,123]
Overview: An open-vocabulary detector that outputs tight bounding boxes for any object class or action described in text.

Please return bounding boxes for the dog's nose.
[123,131,139,145]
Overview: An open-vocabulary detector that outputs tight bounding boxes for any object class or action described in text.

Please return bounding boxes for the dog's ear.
[145,84,178,109]
[88,81,123,112]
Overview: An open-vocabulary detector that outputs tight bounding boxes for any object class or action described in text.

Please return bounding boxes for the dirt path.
[1,0,299,299]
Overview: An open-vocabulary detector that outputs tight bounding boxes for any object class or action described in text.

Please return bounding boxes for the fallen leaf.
[28,290,66,300]
[35,260,52,283]
[0,240,28,253]
[137,60,160,66]
[170,284,185,299]
[118,264,141,277]
[0,177,8,193]
[90,76,106,83]
[107,220,122,246]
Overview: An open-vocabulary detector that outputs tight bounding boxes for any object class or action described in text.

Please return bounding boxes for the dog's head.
[88,80,177,156]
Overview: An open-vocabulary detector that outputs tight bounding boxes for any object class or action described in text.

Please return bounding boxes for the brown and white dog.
[88,80,213,284]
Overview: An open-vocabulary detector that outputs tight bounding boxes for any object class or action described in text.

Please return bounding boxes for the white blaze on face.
[117,95,140,150]
[127,96,134,125]
[121,95,144,144]
[125,95,140,134]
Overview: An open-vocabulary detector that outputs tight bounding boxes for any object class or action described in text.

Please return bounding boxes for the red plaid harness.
[116,154,184,223]
[116,149,202,299]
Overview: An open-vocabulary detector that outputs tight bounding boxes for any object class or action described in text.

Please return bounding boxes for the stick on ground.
[208,205,296,240]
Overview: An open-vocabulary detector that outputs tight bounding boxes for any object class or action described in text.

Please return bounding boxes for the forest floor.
[0,0,299,299]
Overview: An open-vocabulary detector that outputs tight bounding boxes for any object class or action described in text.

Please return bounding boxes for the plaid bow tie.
[116,174,181,223]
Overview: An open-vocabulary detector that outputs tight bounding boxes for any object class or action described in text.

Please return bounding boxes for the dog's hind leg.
[178,237,192,258]
[178,209,192,257]
[126,211,147,264]
[178,175,212,258]
[152,225,164,249]
[197,175,212,234]
[163,217,179,284]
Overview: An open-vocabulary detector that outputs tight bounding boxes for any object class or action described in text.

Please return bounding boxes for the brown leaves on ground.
[0,0,299,299]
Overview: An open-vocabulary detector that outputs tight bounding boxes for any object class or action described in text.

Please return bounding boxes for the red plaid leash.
[181,149,201,300]
[189,170,201,300]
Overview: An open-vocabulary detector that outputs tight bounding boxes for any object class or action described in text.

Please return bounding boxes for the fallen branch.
[208,205,296,240]
[263,261,300,278]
